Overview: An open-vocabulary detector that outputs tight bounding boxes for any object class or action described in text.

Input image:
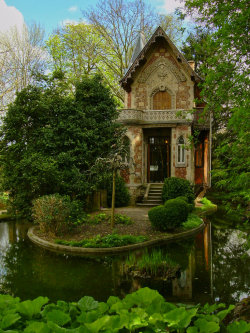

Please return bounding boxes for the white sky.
[0,0,24,33]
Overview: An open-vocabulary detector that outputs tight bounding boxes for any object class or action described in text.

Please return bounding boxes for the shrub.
[114,213,133,225]
[102,174,130,207]
[176,195,194,212]
[32,194,71,235]
[32,194,86,235]
[148,205,169,231]
[162,177,195,204]
[88,213,109,224]
[148,198,189,231]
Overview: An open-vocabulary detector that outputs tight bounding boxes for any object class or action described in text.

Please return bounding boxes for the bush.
[148,198,189,231]
[102,174,130,207]
[162,177,195,204]
[32,194,86,235]
[176,195,194,212]
[148,205,169,231]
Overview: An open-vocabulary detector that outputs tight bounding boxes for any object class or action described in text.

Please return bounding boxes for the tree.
[0,74,122,216]
[46,24,104,86]
[182,0,250,212]
[83,0,186,102]
[158,13,185,47]
[0,23,46,113]
[181,27,214,74]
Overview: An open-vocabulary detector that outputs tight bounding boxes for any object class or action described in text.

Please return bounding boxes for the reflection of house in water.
[172,253,194,300]
[172,224,212,301]
[118,224,213,303]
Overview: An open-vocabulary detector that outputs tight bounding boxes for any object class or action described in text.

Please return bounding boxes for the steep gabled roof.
[120,26,201,92]
[125,31,146,73]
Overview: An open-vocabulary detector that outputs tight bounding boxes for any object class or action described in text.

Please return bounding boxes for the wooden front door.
[147,136,170,183]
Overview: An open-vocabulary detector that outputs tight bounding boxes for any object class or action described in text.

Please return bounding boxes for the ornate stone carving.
[118,109,193,124]
[138,57,186,83]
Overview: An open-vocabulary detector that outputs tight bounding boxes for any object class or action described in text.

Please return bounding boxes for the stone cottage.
[118,26,211,204]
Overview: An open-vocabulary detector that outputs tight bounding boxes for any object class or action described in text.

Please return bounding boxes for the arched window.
[152,91,171,110]
[177,136,185,164]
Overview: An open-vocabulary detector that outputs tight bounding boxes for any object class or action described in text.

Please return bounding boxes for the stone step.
[143,199,162,203]
[137,203,160,207]
[148,195,162,199]
[149,190,162,194]
[150,185,164,188]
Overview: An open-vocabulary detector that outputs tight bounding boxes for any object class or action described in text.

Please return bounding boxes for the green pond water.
[0,211,249,305]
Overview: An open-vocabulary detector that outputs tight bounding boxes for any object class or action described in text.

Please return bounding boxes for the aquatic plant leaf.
[47,321,83,332]
[106,296,119,309]
[17,297,49,318]
[57,301,69,313]
[44,309,71,326]
[164,307,197,329]
[227,320,250,333]
[78,296,99,312]
[201,303,225,314]
[194,318,220,332]
[187,327,198,333]
[0,313,21,329]
[84,315,111,332]
[123,287,164,309]
[148,312,164,325]
[24,321,50,333]
[216,305,235,321]
[0,295,20,313]
[97,302,109,315]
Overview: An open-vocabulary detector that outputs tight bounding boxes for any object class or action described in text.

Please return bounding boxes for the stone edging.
[28,222,206,256]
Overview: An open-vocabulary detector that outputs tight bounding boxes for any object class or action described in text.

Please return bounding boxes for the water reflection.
[0,219,249,304]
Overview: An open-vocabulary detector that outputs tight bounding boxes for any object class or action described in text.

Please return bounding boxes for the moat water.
[0,210,249,304]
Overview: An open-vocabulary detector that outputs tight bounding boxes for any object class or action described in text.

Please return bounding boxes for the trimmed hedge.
[162,177,195,204]
[148,198,189,231]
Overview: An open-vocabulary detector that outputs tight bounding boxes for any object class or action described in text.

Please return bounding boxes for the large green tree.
[0,74,122,216]
[183,0,249,212]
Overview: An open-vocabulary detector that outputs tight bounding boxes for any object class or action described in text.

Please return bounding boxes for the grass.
[182,213,203,230]
[126,249,178,277]
[55,233,148,248]
[195,197,217,215]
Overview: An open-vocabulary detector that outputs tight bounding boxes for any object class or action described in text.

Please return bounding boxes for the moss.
[182,213,203,230]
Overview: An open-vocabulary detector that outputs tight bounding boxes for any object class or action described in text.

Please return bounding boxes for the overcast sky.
[0,0,184,35]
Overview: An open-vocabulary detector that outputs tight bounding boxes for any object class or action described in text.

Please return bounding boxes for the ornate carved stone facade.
[120,27,211,203]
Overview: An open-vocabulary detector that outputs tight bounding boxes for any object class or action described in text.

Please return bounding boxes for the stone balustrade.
[117,108,194,124]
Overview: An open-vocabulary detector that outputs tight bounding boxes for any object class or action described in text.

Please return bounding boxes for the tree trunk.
[111,170,116,229]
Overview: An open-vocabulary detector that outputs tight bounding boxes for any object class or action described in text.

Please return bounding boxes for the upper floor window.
[153,91,171,110]
[177,136,185,164]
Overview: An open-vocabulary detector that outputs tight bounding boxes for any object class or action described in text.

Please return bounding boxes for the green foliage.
[87,213,133,225]
[114,213,133,225]
[88,213,110,225]
[0,74,121,217]
[182,213,203,230]
[195,197,217,216]
[182,0,249,219]
[0,192,8,210]
[162,177,195,204]
[101,174,130,208]
[0,288,248,332]
[32,194,71,235]
[148,198,189,232]
[55,233,147,248]
[126,248,180,277]
[148,205,169,231]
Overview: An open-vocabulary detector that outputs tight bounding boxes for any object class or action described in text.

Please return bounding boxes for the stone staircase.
[137,183,164,207]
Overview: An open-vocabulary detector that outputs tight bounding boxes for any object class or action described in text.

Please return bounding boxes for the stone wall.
[127,43,194,111]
